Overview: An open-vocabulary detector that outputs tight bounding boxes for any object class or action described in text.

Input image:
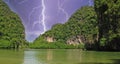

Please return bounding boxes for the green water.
[0,49,120,64]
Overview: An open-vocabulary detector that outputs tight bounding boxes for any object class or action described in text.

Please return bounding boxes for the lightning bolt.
[41,0,46,34]
[28,6,42,28]
[58,0,69,22]
[19,0,29,4]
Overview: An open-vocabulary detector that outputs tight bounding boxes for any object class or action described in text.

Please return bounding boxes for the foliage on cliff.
[0,0,26,49]
[34,0,120,51]
[1,0,120,50]
[32,6,98,49]
[94,0,120,50]
[44,6,97,43]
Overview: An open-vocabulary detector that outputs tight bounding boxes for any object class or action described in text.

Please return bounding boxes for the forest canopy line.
[0,0,120,51]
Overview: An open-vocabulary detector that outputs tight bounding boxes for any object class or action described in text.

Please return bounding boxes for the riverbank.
[29,41,85,49]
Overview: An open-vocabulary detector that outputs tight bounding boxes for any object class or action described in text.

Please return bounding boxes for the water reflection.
[1,49,120,64]
[36,49,83,64]
[23,50,42,64]
[22,49,120,64]
[46,49,53,62]
[66,49,82,63]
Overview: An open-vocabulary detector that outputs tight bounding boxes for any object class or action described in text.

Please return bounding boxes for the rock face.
[45,36,55,42]
[66,35,85,46]
[45,35,85,45]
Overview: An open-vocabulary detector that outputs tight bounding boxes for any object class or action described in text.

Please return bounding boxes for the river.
[0,49,120,64]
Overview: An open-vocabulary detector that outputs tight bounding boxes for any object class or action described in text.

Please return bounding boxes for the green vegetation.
[33,0,120,51]
[0,0,120,51]
[0,0,26,49]
[44,6,97,42]
[94,0,120,50]
[29,37,85,49]
[35,6,98,49]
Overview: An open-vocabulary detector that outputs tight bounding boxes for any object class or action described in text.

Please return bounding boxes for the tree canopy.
[0,0,26,49]
[94,0,120,50]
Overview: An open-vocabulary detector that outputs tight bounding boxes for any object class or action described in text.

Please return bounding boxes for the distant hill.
[44,6,97,45]
[31,6,98,49]
[0,0,26,49]
[1,0,120,51]
[34,2,120,51]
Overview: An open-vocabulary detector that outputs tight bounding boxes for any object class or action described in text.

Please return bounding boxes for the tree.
[94,0,120,50]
